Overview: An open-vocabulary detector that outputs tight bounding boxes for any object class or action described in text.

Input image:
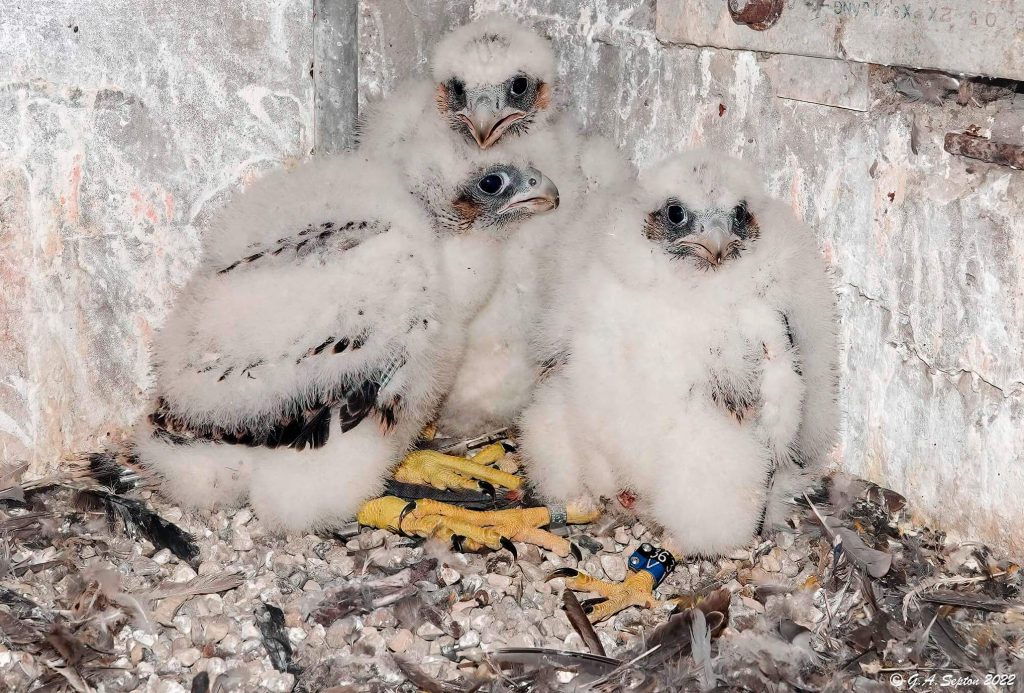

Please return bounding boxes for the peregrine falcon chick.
[522,150,838,560]
[137,150,558,533]
[360,16,632,448]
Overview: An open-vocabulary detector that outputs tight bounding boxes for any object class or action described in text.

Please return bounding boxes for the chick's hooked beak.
[458,98,527,149]
[690,213,738,267]
[500,169,559,214]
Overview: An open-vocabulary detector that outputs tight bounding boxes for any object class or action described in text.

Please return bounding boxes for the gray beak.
[499,169,559,214]
[458,103,527,149]
[692,214,738,266]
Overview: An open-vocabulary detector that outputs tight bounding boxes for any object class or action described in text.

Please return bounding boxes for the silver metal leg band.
[547,504,568,528]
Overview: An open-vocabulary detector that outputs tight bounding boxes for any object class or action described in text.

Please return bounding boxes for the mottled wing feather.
[217,220,388,275]
[150,366,399,452]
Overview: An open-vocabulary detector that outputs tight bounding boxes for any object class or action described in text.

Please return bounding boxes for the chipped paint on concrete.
[359,0,1024,552]
[0,2,314,469]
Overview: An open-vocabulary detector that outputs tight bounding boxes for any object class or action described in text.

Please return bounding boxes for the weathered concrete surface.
[315,0,360,153]
[359,0,1024,553]
[658,0,1024,81]
[0,2,314,469]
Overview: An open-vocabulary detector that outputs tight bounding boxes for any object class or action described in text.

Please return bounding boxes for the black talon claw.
[451,534,466,552]
[478,480,496,499]
[545,567,579,581]
[499,537,517,561]
[500,441,517,453]
[570,543,582,561]
[580,596,608,614]
[396,501,417,536]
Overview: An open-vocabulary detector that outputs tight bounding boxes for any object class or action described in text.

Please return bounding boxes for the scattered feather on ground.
[0,451,1021,692]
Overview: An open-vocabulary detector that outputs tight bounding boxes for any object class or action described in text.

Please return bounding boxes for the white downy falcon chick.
[521,150,838,558]
[136,148,559,533]
[361,16,631,440]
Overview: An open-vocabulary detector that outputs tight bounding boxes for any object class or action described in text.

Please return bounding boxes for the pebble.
[364,608,397,629]
[439,566,461,585]
[601,554,627,582]
[354,627,386,656]
[199,657,227,678]
[259,671,295,693]
[172,563,198,582]
[388,628,415,653]
[326,620,353,648]
[133,631,156,648]
[241,638,263,654]
[219,634,241,655]
[416,622,445,640]
[614,527,631,545]
[238,620,261,640]
[201,617,231,644]
[457,630,480,648]
[194,594,225,617]
[231,508,253,527]
[508,631,535,648]
[331,555,356,577]
[176,648,201,667]
[486,573,513,590]
[761,548,784,573]
[231,528,254,551]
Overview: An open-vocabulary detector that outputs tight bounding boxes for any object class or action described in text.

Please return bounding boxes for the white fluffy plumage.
[431,16,556,88]
[138,147,553,532]
[520,151,838,556]
[360,16,632,439]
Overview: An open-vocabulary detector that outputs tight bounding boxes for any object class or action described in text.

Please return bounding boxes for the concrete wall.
[2,1,1021,552]
[357,0,1024,552]
[0,1,315,467]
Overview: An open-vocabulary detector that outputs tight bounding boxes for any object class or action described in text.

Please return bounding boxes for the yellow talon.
[547,568,659,622]
[547,543,683,623]
[393,445,523,492]
[356,496,594,557]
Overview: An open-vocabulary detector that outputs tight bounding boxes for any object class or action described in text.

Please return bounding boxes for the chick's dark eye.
[667,205,687,225]
[510,76,529,96]
[478,174,504,195]
[733,202,749,226]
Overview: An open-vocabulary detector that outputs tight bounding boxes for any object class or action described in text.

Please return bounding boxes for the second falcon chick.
[361,16,632,445]
[520,151,837,619]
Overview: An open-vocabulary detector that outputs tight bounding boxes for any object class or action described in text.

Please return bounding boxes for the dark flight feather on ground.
[72,489,199,565]
[563,589,605,656]
[255,602,300,674]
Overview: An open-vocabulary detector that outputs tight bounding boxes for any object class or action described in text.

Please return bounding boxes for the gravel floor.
[0,455,1022,692]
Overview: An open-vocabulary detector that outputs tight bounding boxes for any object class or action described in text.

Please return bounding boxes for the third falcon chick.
[520,150,838,621]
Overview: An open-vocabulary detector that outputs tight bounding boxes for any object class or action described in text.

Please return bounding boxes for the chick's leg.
[393,444,523,495]
[547,543,679,622]
[356,496,599,557]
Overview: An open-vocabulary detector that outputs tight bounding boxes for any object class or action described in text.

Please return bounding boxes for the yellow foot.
[393,443,522,496]
[356,496,599,558]
[546,543,678,622]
